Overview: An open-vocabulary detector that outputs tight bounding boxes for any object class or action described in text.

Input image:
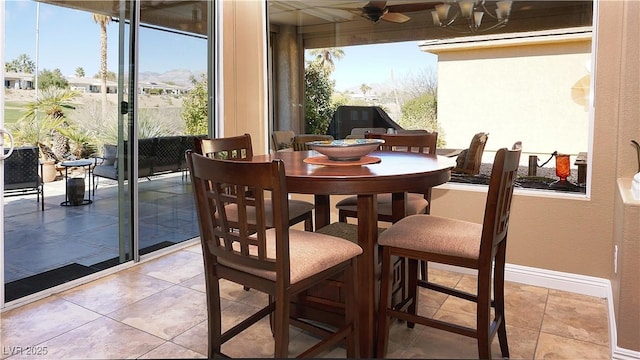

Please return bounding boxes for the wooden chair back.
[480,146,521,258]
[375,145,521,359]
[365,132,437,155]
[186,150,359,358]
[352,131,438,218]
[188,151,290,283]
[195,133,314,232]
[198,133,253,160]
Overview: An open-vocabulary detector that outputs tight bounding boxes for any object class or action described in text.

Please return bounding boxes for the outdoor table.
[252,149,455,357]
[60,159,93,206]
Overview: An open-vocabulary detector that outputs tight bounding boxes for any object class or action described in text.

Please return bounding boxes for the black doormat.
[89,241,177,270]
[140,241,177,255]
[5,241,178,302]
[90,257,122,271]
[5,263,98,302]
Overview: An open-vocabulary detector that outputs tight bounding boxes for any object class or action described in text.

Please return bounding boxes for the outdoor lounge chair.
[453,132,489,175]
[4,146,44,211]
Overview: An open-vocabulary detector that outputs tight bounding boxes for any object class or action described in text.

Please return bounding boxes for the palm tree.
[75,67,85,78]
[13,88,79,162]
[92,13,111,121]
[360,83,372,98]
[308,47,344,72]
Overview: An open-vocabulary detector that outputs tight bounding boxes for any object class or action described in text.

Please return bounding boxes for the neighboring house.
[66,76,118,94]
[139,80,188,95]
[4,71,34,89]
[5,73,187,96]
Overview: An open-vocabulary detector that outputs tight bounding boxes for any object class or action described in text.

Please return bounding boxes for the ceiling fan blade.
[367,1,388,10]
[382,12,411,23]
[386,3,438,14]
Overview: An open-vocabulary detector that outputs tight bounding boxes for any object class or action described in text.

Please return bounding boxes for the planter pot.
[66,178,86,206]
[41,160,57,183]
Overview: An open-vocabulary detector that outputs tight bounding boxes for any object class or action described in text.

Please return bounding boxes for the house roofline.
[419,26,592,53]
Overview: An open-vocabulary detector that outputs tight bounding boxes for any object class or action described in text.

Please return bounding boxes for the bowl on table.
[306,138,384,161]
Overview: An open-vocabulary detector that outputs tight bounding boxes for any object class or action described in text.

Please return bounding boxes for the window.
[267,0,593,194]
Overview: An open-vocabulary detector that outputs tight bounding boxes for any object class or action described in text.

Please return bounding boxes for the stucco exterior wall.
[430,35,591,161]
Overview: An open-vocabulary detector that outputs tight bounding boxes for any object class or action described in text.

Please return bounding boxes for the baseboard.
[429,262,640,359]
[503,263,610,298]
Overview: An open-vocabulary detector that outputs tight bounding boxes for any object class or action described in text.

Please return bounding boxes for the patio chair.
[292,134,334,151]
[195,134,314,231]
[453,132,489,175]
[271,130,295,152]
[336,131,438,223]
[4,146,45,211]
[186,151,361,358]
[375,145,521,359]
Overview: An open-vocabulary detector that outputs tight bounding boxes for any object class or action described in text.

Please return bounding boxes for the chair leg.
[419,260,428,282]
[476,268,493,360]
[406,258,419,329]
[495,242,510,358]
[376,246,394,358]
[208,277,223,358]
[338,210,347,223]
[304,214,313,232]
[273,292,290,358]
[344,259,359,358]
[268,295,275,336]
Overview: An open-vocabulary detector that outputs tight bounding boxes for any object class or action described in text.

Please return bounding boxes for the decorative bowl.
[306,138,384,161]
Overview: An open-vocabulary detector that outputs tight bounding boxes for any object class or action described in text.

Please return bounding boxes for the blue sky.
[4,0,207,77]
[325,42,437,92]
[4,0,436,87]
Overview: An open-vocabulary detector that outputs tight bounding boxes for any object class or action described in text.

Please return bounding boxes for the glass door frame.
[1,2,7,306]
[117,0,138,263]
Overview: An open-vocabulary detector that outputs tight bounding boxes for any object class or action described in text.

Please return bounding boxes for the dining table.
[253,149,455,357]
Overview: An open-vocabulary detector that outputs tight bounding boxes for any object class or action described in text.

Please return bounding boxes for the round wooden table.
[254,150,455,357]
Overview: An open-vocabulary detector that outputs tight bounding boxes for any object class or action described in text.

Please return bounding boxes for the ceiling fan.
[354,1,438,23]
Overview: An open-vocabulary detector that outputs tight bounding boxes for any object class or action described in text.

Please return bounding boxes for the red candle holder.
[549,153,574,190]
[555,154,571,181]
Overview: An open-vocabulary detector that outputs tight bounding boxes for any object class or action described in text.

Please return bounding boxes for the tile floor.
[1,242,611,359]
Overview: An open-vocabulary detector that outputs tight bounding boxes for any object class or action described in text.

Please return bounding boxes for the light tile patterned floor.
[1,243,611,359]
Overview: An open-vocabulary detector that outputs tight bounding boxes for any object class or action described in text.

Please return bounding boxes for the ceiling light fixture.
[431,0,513,33]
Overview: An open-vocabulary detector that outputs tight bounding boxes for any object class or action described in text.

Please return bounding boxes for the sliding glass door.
[2,0,210,306]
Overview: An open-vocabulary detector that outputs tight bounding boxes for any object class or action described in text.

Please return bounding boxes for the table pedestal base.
[291,222,409,357]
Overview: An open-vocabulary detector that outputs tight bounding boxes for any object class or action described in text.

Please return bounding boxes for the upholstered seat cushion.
[335,193,428,216]
[221,199,314,227]
[219,229,362,284]
[377,214,482,260]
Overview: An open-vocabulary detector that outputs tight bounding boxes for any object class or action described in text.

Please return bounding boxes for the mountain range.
[138,69,206,87]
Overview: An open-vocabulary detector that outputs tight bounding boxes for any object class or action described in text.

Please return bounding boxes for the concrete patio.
[3,172,198,301]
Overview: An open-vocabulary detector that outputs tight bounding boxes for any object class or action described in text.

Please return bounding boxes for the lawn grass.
[4,101,28,125]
